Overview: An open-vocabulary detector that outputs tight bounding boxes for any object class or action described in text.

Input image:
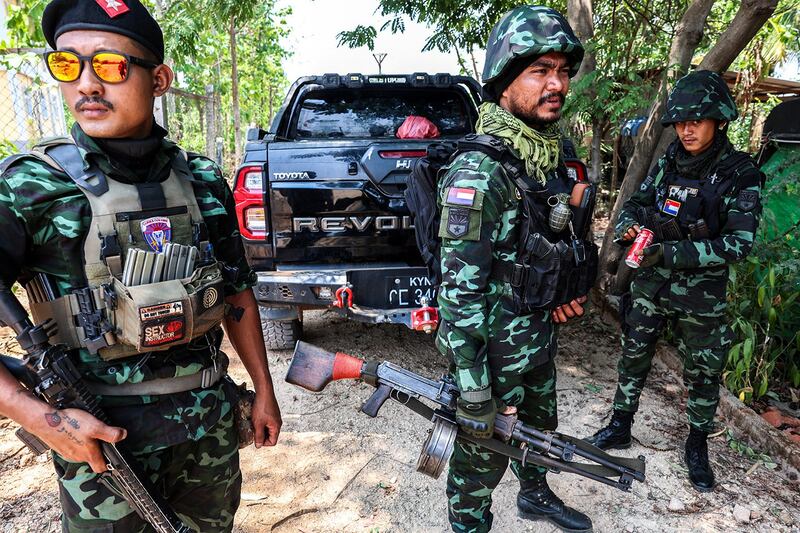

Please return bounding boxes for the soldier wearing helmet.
[585,70,763,493]
[436,5,594,532]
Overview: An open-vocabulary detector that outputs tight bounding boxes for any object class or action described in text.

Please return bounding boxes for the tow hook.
[411,297,439,334]
[333,285,353,309]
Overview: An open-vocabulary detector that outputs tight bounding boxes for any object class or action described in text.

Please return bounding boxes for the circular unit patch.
[202,287,219,309]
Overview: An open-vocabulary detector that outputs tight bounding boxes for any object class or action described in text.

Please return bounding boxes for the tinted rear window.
[294,89,472,139]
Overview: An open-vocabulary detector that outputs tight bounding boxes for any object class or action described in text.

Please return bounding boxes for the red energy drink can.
[625,228,655,268]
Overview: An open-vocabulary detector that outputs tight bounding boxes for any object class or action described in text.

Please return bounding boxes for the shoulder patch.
[737,189,759,212]
[446,207,470,238]
[446,187,477,207]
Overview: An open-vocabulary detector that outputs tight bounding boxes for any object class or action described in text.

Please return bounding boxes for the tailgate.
[267,140,429,264]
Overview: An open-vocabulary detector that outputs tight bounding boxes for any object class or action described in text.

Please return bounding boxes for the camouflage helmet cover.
[482,5,585,83]
[661,70,739,126]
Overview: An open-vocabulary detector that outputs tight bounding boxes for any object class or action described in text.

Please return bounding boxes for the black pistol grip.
[361,383,392,418]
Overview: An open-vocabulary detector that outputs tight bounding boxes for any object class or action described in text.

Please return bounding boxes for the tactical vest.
[646,146,754,242]
[7,138,225,361]
[491,154,598,313]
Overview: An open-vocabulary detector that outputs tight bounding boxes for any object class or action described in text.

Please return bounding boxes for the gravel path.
[1,306,798,532]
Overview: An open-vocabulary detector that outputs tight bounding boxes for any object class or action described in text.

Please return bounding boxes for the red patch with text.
[142,316,185,347]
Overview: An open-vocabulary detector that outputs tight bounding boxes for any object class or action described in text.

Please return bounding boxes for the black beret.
[42,0,164,63]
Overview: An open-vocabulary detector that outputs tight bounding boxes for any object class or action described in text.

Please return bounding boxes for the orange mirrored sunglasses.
[44,50,158,84]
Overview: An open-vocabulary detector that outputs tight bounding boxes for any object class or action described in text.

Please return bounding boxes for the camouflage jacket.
[0,124,255,452]
[435,149,556,396]
[616,141,762,279]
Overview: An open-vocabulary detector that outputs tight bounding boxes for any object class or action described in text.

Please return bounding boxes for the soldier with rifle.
[0,1,281,530]
[585,71,763,493]
[434,5,598,532]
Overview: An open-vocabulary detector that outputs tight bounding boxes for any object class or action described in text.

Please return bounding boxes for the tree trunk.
[568,0,599,179]
[590,118,603,183]
[229,15,242,164]
[567,0,596,85]
[597,0,716,287]
[268,84,275,127]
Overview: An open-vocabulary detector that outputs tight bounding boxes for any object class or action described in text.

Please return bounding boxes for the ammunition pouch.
[493,233,598,312]
[31,262,225,361]
[637,207,684,242]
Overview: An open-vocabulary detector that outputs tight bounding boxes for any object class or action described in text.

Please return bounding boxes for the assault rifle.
[0,290,193,533]
[287,341,646,491]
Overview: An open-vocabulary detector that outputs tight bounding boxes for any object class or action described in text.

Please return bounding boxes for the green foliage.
[725,171,800,403]
[1,0,291,175]
[0,0,46,47]
[0,138,18,159]
[725,429,778,468]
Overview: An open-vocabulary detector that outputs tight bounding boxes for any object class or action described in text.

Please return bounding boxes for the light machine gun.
[286,341,646,491]
[0,289,193,533]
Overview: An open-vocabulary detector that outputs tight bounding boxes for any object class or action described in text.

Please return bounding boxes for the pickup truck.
[233,73,483,349]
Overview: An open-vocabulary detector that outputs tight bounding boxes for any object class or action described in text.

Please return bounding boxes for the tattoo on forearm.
[44,411,80,429]
[57,427,83,445]
[45,410,83,445]
[45,411,62,427]
[229,306,245,322]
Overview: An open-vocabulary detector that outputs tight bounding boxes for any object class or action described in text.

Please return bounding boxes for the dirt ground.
[1,304,798,533]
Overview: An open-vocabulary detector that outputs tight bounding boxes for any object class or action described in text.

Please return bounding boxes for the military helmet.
[661,70,738,126]
[482,5,584,84]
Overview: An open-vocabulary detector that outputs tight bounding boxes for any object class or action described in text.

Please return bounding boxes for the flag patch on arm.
[446,187,477,207]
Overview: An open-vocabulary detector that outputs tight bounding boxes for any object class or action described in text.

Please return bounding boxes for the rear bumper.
[254,264,437,328]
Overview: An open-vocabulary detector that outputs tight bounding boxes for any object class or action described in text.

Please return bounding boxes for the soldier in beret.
[0,1,281,530]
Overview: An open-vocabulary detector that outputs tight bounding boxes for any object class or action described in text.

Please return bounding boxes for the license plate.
[386,275,437,308]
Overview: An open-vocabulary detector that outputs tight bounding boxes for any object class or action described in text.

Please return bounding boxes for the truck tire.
[262,319,302,351]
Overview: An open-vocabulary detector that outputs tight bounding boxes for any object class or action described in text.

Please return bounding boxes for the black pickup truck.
[233,73,483,349]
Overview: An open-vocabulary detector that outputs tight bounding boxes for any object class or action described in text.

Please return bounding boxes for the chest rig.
[23,138,225,361]
[644,147,751,242]
[469,136,598,313]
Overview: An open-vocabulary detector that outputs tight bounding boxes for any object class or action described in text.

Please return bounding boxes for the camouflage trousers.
[447,360,557,533]
[53,406,241,532]
[613,271,733,432]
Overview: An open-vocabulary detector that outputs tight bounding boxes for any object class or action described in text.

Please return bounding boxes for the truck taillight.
[379,150,427,159]
[244,207,266,232]
[234,165,267,240]
[565,160,588,182]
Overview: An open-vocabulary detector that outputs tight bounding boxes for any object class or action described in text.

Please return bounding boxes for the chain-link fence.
[0,48,67,158]
[0,48,221,164]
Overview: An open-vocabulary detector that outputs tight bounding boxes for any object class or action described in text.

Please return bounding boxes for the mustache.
[538,92,565,105]
[75,96,115,111]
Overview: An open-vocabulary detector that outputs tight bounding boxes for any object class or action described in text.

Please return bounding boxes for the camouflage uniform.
[0,124,255,531]
[436,146,560,533]
[613,71,763,432]
[436,6,588,532]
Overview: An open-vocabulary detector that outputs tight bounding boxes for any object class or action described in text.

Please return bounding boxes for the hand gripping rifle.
[0,289,193,533]
[287,341,646,491]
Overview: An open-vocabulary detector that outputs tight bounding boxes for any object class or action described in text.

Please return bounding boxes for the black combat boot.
[584,410,633,450]
[685,426,715,492]
[517,478,593,532]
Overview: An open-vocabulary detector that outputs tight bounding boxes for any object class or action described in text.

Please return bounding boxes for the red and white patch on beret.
[95,0,131,18]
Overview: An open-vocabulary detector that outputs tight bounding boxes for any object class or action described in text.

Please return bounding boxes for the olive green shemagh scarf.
[475,102,562,185]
